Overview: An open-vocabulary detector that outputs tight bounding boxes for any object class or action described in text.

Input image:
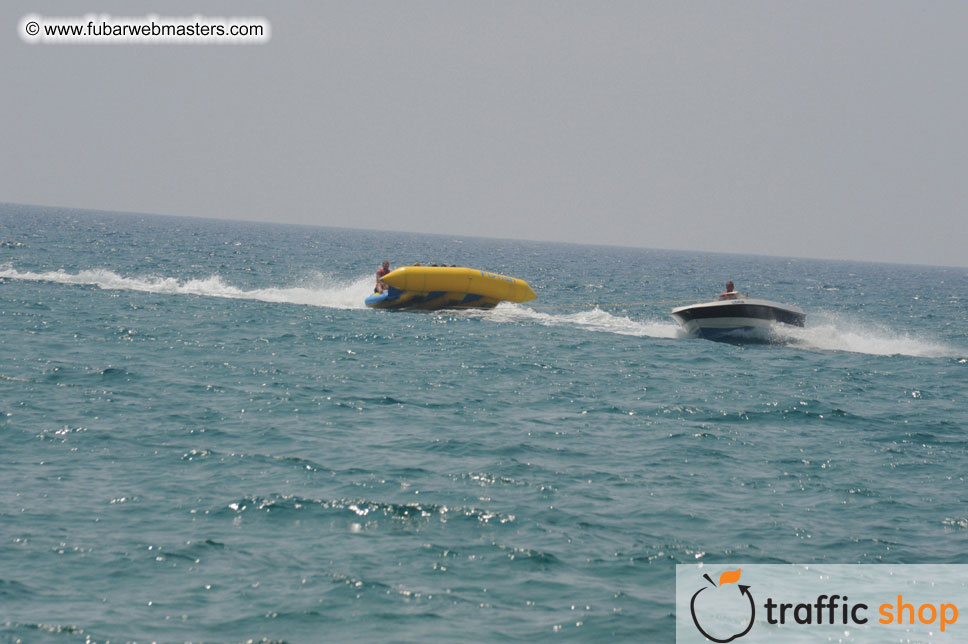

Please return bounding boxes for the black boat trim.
[673,303,805,327]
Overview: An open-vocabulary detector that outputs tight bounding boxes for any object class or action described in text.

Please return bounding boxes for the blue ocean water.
[1,203,966,643]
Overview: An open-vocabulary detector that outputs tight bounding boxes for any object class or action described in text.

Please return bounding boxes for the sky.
[3,1,966,267]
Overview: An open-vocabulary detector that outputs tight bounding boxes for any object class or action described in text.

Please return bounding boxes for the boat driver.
[375,261,390,293]
[719,281,740,300]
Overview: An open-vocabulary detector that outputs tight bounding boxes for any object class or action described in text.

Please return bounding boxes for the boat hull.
[671,298,805,339]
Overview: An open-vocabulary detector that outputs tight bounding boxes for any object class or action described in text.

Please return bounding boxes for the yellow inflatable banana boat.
[365,266,537,310]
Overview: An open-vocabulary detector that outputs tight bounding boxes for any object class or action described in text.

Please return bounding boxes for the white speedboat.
[671,297,805,339]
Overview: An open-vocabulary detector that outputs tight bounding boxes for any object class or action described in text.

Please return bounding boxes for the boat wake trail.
[472,305,958,357]
[3,266,960,358]
[472,303,684,339]
[0,265,373,310]
[770,311,955,358]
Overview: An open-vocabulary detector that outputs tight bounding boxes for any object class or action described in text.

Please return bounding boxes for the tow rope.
[526,298,700,310]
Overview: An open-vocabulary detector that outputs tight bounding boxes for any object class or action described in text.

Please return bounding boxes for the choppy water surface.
[1,204,966,642]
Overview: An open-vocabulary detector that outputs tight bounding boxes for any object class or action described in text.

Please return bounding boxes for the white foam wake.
[470,304,959,357]
[469,303,684,339]
[0,265,373,310]
[769,311,955,358]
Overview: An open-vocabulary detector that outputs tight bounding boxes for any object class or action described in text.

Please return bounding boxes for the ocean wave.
[221,493,516,525]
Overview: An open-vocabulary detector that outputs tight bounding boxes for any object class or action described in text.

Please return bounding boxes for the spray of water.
[769,311,954,358]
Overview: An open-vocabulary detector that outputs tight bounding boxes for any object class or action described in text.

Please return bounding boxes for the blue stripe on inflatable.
[365,286,404,307]
[364,292,389,307]
[366,288,501,310]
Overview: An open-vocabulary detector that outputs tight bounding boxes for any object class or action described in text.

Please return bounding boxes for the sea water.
[1,204,966,643]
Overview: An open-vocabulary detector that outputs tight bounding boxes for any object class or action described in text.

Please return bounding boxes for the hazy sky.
[3,1,966,267]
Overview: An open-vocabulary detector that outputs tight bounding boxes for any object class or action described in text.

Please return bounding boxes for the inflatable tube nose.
[517,282,537,302]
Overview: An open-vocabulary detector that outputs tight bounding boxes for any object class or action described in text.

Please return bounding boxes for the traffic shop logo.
[689,569,755,642]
